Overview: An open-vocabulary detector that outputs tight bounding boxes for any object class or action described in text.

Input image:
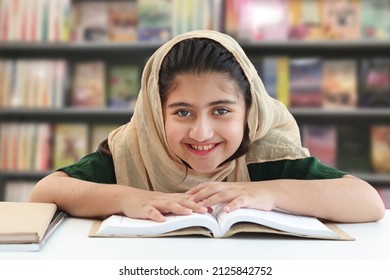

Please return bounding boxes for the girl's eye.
[176,109,192,117]
[214,108,229,115]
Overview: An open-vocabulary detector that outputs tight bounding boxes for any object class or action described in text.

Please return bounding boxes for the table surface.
[1,210,389,260]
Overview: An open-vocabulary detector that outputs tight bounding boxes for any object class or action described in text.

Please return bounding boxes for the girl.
[30,30,385,223]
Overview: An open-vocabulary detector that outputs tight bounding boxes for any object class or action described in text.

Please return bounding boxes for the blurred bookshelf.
[1,0,390,204]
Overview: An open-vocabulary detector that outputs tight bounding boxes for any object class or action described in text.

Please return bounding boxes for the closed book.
[0,202,57,244]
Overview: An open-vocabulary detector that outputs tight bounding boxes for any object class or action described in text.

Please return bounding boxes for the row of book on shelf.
[256,56,390,108]
[1,56,389,109]
[302,124,390,175]
[0,122,117,173]
[1,0,390,43]
[0,60,140,109]
[225,0,390,41]
[0,121,389,175]
[0,0,221,43]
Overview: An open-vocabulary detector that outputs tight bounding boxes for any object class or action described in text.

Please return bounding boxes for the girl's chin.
[187,162,225,174]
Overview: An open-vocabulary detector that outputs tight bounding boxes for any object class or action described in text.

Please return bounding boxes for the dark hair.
[159,38,252,162]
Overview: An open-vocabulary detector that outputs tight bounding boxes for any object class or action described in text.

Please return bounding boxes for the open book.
[0,202,67,251]
[90,204,354,240]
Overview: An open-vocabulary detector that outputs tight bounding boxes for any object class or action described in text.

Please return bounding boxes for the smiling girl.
[30,30,385,223]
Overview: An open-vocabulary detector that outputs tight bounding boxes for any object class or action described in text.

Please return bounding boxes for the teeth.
[191,144,215,151]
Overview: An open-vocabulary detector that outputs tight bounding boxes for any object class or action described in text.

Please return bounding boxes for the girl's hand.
[187,181,277,213]
[121,189,208,222]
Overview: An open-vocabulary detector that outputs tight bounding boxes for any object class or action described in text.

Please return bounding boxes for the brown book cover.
[0,202,57,244]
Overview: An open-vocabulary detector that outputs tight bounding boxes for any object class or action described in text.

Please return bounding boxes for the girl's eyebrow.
[167,99,238,108]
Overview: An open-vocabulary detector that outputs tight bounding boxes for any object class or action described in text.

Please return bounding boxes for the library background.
[0,0,389,207]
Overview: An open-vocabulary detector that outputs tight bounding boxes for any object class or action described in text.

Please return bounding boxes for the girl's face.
[163,72,247,174]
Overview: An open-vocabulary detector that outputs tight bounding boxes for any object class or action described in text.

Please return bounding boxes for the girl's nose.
[189,116,214,142]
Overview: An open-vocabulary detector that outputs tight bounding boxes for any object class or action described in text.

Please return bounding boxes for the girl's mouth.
[190,144,216,151]
[187,143,219,155]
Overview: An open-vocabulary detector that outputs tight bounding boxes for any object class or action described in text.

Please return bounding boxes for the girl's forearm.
[270,175,385,222]
[29,171,130,218]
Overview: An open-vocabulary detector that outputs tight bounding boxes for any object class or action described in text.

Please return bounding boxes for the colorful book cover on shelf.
[9,0,23,41]
[0,60,11,107]
[52,60,67,108]
[7,123,20,170]
[108,65,139,109]
[53,123,88,170]
[17,123,29,171]
[322,59,358,109]
[36,61,53,108]
[237,0,288,41]
[260,57,278,99]
[181,0,196,33]
[171,0,183,36]
[302,125,337,168]
[371,125,390,174]
[0,123,9,169]
[211,0,224,32]
[73,1,108,42]
[59,0,71,42]
[359,58,390,107]
[90,124,118,153]
[34,123,52,171]
[20,123,35,171]
[46,0,71,42]
[288,0,324,40]
[276,56,290,107]
[376,187,390,209]
[289,58,323,108]
[173,0,216,34]
[72,61,106,108]
[337,125,371,173]
[0,0,10,41]
[360,0,390,40]
[27,0,39,41]
[38,0,50,41]
[107,1,137,42]
[224,0,240,38]
[137,0,172,42]
[321,0,360,40]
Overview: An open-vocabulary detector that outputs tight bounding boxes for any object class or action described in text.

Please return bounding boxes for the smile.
[190,144,216,151]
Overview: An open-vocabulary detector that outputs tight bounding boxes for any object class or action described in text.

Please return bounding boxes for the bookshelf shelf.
[0,170,51,180]
[0,41,161,52]
[355,173,390,187]
[291,108,390,124]
[0,108,133,123]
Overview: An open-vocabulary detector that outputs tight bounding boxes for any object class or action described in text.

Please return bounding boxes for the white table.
[1,210,389,260]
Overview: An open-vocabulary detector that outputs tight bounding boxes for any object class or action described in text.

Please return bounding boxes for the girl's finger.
[145,207,166,222]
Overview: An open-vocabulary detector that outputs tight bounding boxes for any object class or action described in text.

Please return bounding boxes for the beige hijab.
[108,30,309,192]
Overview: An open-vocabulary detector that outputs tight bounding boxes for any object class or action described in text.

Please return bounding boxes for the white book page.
[97,213,222,237]
[212,204,338,238]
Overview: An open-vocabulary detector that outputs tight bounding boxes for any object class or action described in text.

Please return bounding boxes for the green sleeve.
[248,157,348,181]
[58,151,117,184]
